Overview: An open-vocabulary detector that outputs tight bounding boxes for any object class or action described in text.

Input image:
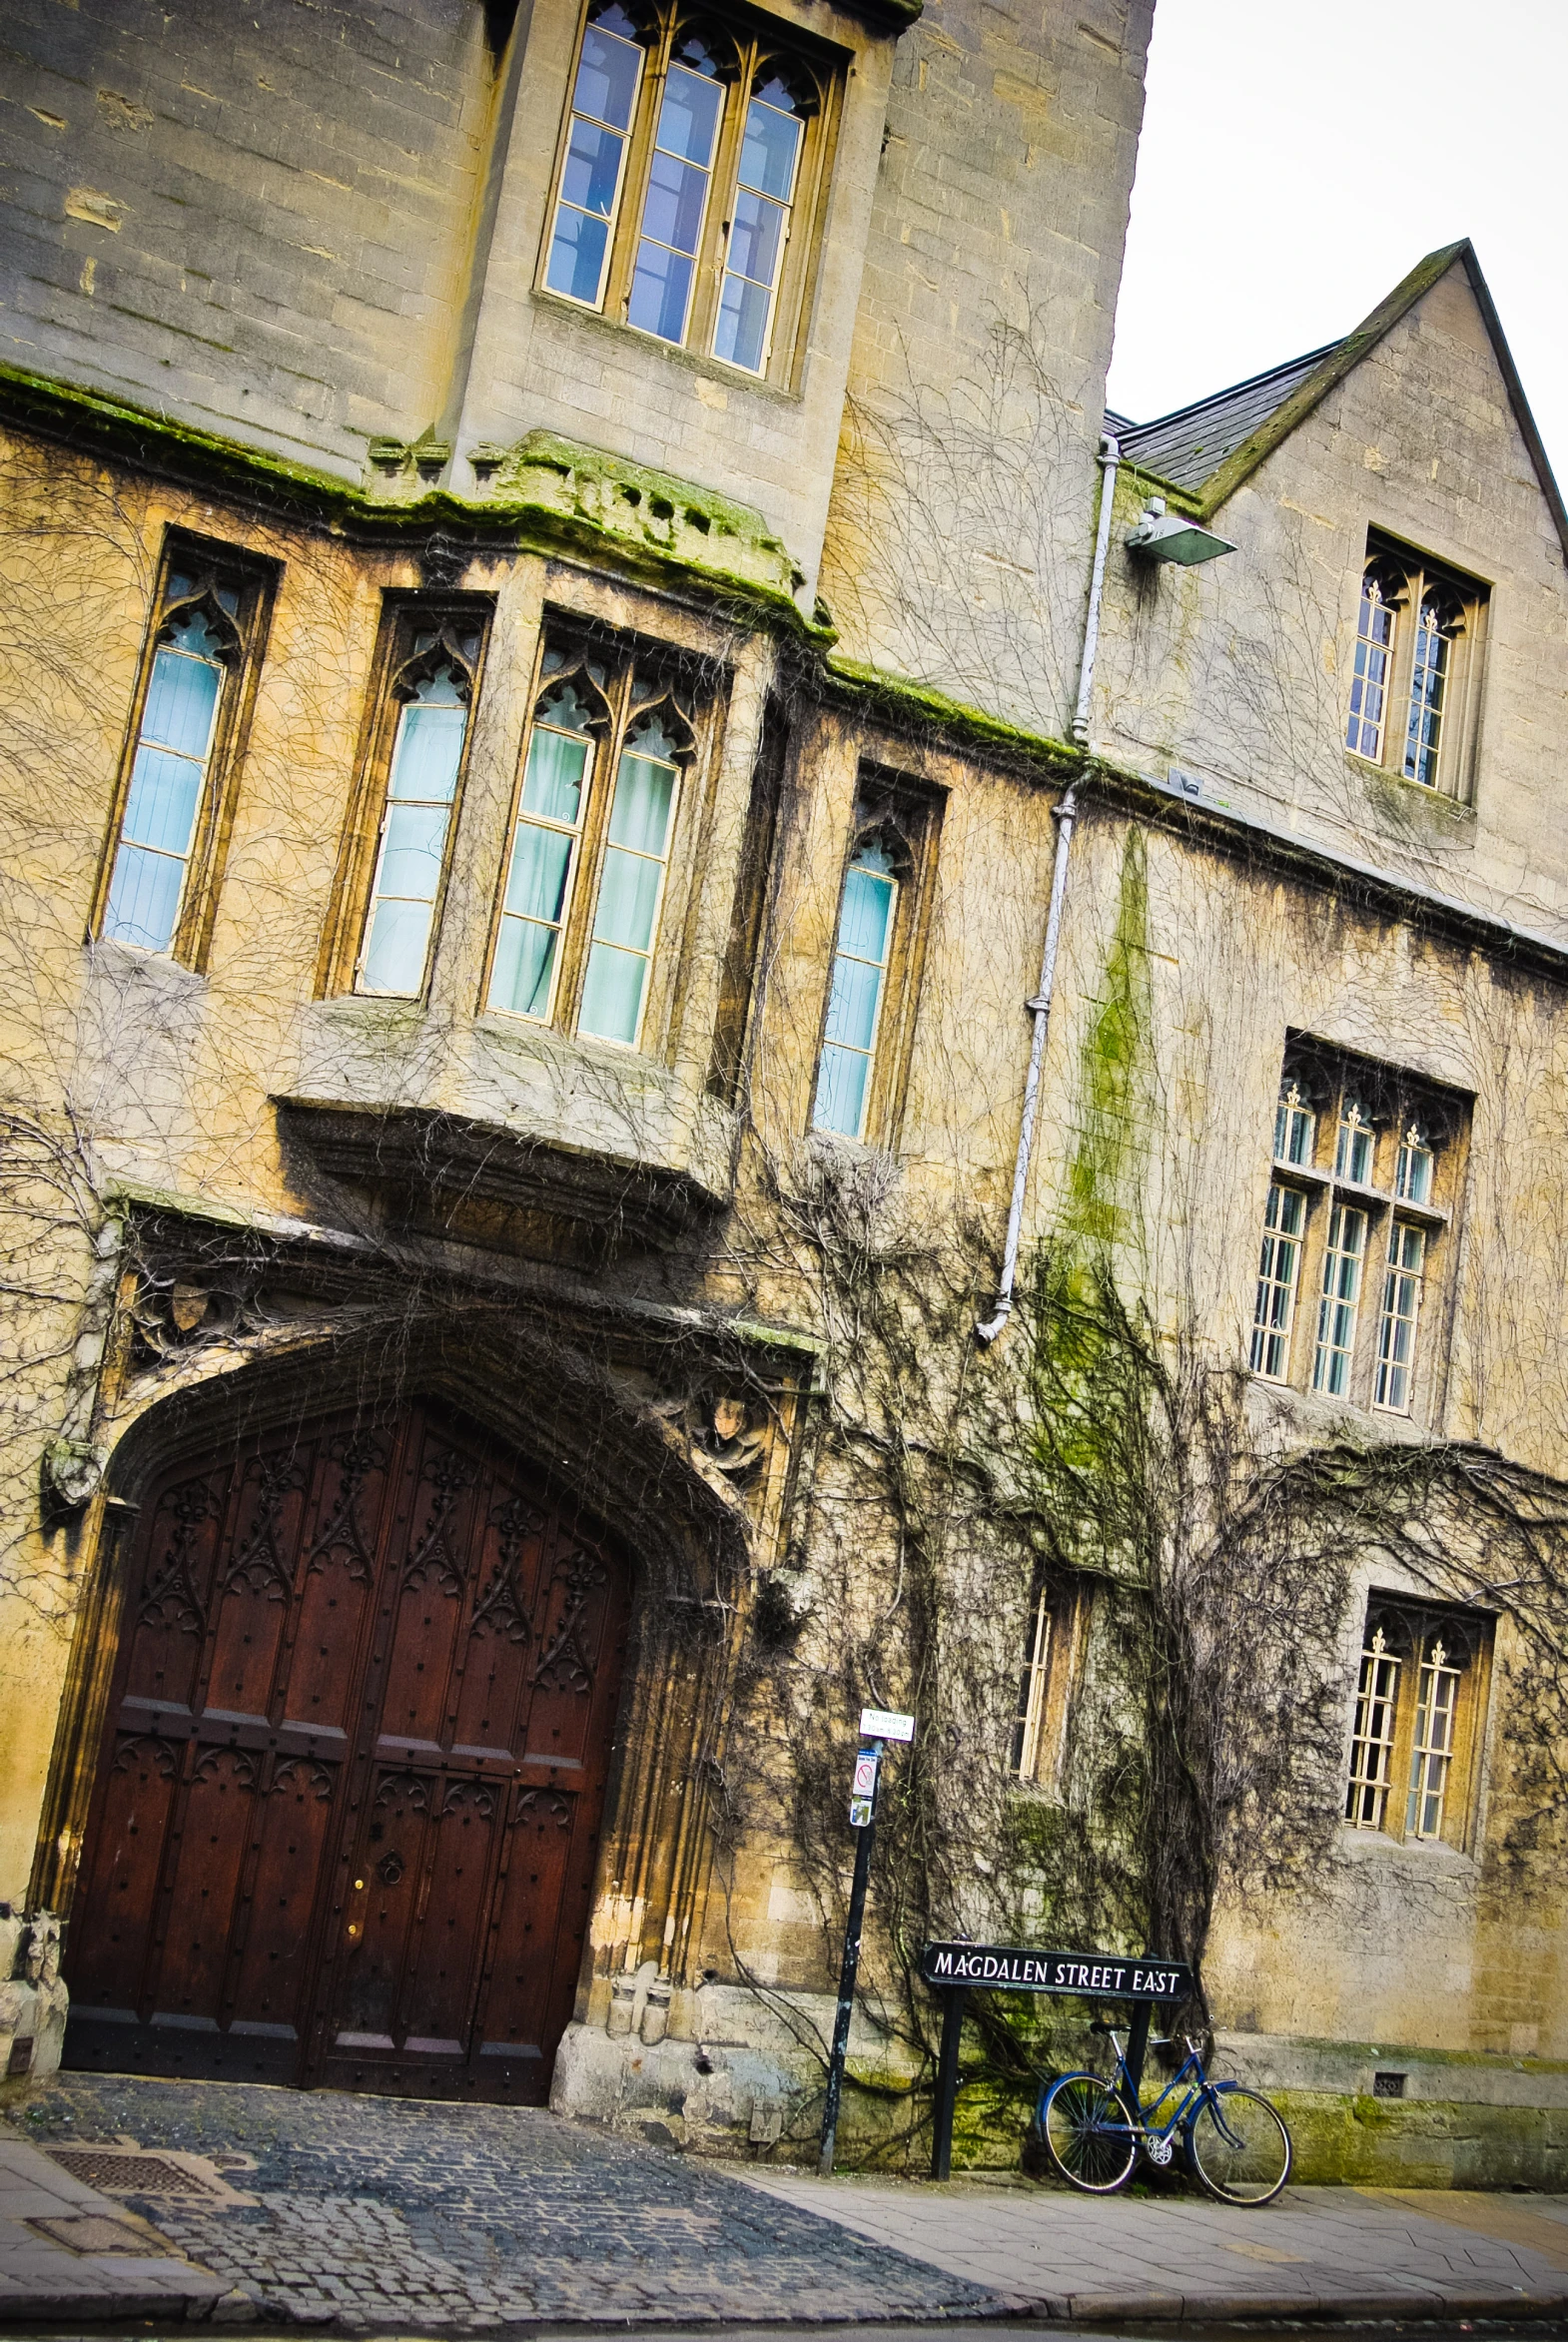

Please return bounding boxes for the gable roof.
[1110,241,1568,566]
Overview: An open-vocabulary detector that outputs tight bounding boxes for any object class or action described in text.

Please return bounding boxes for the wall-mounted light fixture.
[1127,496,1236,566]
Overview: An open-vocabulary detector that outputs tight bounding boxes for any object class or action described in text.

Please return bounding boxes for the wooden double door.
[65,1398,629,2100]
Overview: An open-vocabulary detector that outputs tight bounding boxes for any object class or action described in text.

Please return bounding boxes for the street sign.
[921,1941,1193,2001]
[920,1942,1196,2183]
[852,1749,880,1797]
[848,1797,874,1828]
[860,1707,915,1743]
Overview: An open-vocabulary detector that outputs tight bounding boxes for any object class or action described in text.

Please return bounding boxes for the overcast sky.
[1106,0,1568,490]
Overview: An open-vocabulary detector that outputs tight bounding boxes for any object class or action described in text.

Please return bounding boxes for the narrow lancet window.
[1345,1625,1401,1829]
[103,606,230,952]
[1346,563,1397,761]
[714,71,804,374]
[1404,591,1458,787]
[814,838,898,1140]
[544,2,645,307]
[627,36,725,344]
[358,662,470,997]
[490,680,598,1022]
[1250,1180,1305,1380]
[1374,1220,1426,1411]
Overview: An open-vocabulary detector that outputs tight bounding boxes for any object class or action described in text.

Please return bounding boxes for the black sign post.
[819,1712,916,2177]
[919,1942,1195,2183]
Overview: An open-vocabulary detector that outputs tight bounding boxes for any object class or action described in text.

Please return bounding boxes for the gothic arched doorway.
[64,1397,630,2101]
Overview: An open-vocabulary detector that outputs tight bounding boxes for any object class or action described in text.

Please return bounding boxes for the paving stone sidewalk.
[737,2163,1568,2323]
[0,2130,238,2323]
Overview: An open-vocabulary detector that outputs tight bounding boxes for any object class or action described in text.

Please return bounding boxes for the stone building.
[0,0,1565,2180]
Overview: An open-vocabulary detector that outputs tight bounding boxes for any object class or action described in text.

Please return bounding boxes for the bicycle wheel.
[1041,2072,1139,2194]
[1185,2084,1292,2205]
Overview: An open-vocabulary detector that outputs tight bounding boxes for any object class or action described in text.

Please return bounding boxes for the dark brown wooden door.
[65,1399,629,2101]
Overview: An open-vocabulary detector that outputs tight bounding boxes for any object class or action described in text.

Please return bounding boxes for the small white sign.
[852,1750,880,1797]
[860,1707,915,1744]
[848,1796,875,1829]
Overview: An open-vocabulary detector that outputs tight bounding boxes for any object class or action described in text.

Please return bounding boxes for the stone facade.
[0,0,1565,2184]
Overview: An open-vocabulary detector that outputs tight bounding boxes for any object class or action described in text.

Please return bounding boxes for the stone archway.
[63,1393,630,2102]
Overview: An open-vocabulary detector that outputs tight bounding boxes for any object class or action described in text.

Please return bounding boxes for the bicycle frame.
[1064,2029,1242,2155]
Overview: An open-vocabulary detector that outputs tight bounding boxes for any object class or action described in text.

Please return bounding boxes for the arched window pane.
[358,664,468,996]
[1346,569,1395,761]
[1403,594,1451,787]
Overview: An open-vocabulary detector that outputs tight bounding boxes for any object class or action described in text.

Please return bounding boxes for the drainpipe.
[976,433,1120,1344]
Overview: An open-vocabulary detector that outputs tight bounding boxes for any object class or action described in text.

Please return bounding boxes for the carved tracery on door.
[65,1399,629,2101]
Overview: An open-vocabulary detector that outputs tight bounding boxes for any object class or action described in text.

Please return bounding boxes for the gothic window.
[1249,1047,1467,1420]
[96,536,275,965]
[1345,535,1487,799]
[320,597,491,1000]
[810,778,941,1149]
[355,621,485,998]
[814,836,898,1140]
[485,638,700,1052]
[1344,1600,1491,1850]
[542,2,831,387]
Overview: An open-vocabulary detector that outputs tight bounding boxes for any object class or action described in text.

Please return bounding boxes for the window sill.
[1343,751,1477,823]
[1337,1823,1478,1874]
[528,288,804,409]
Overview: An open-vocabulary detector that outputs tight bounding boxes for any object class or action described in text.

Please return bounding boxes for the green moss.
[0,365,834,645]
[823,657,1080,774]
[1063,826,1152,1246]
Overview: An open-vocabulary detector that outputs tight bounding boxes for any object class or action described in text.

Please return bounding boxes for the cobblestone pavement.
[6,2075,1000,2328]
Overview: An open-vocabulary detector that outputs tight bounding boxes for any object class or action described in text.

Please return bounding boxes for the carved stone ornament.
[692,1392,768,1482]
[43,1436,107,1510]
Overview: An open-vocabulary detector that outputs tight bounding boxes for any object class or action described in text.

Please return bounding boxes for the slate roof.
[1111,344,1340,490]
[1099,243,1567,564]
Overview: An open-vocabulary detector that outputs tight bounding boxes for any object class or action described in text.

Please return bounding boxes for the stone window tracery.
[1345,535,1487,800]
[1344,1599,1491,1851]
[485,634,702,1053]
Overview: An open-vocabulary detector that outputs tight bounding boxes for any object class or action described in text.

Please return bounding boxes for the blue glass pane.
[824,952,883,1052]
[715,274,770,371]
[376,802,448,901]
[489,916,558,1019]
[579,940,647,1044]
[814,1043,870,1139]
[361,896,432,994]
[628,246,692,339]
[593,844,662,953]
[639,147,711,256]
[574,23,641,130]
[560,116,627,218]
[546,205,611,303]
[121,744,203,855]
[739,98,800,200]
[104,843,185,953]
[607,753,675,854]
[142,645,221,759]
[656,65,722,167]
[837,865,895,963]
[520,726,588,824]
[726,187,786,286]
[388,703,466,802]
[503,822,573,923]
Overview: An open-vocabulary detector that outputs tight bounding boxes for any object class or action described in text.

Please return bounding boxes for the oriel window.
[542,2,830,387]
[96,537,274,965]
[485,640,700,1054]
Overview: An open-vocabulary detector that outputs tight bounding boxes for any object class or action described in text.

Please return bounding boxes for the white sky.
[1106,0,1568,490]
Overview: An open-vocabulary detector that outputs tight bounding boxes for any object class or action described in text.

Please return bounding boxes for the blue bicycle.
[1038,2017,1292,2205]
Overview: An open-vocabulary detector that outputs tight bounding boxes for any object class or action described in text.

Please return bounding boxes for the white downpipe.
[976,433,1120,1344]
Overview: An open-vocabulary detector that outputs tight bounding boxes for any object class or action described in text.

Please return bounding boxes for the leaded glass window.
[1374,1219,1426,1412]
[1312,1202,1367,1398]
[1404,590,1460,788]
[1407,1634,1461,1839]
[490,679,599,1023]
[1346,565,1396,761]
[104,608,230,953]
[1273,1082,1315,1168]
[713,71,805,375]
